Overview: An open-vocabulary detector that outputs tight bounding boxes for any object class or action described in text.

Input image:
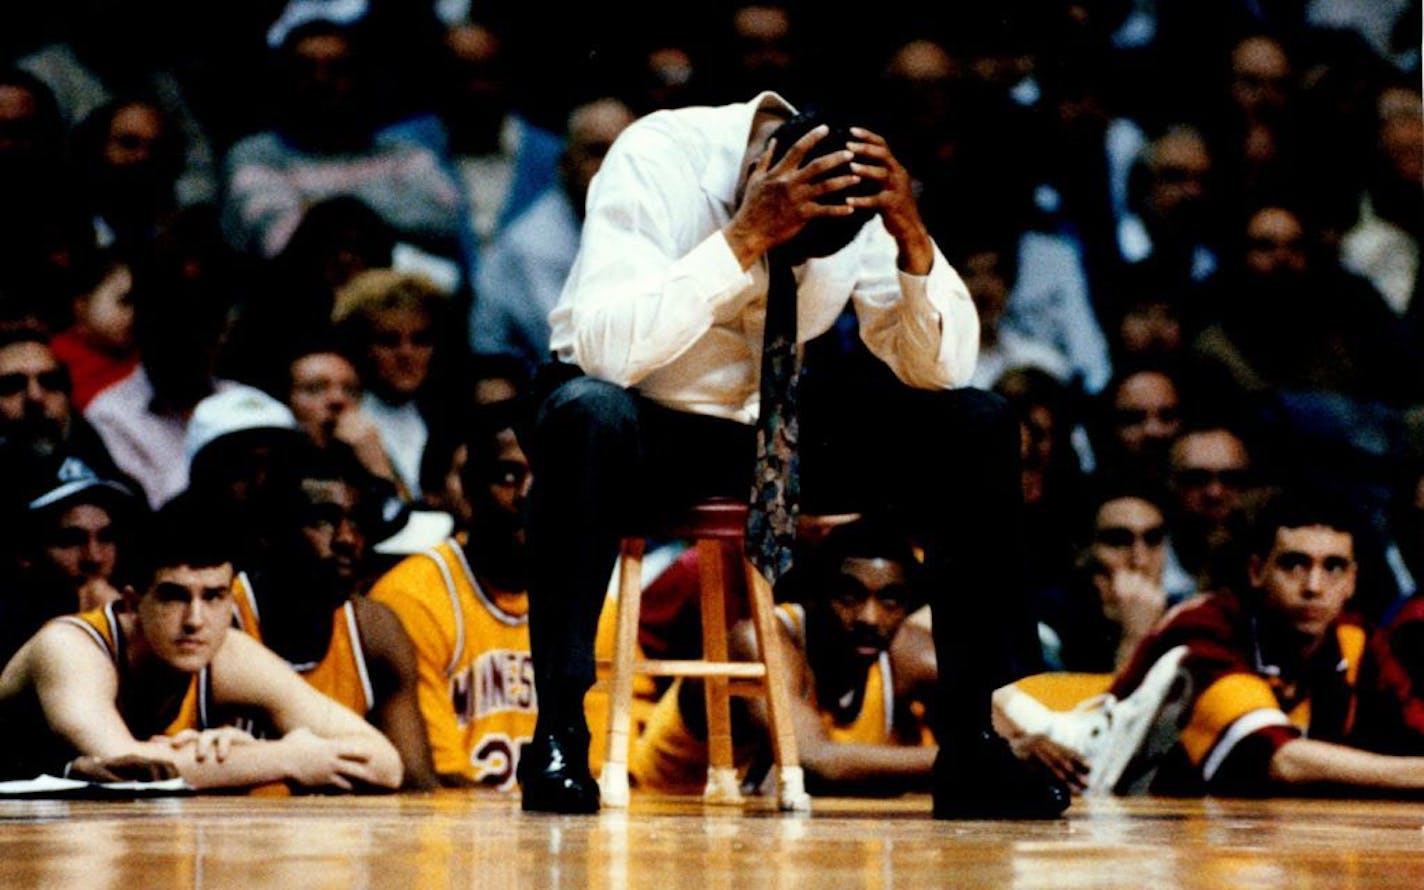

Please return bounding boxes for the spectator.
[49,248,139,409]
[332,269,457,500]
[70,98,185,250]
[1089,367,1184,488]
[221,19,461,260]
[16,3,218,206]
[0,329,129,498]
[1035,485,1175,674]
[283,338,406,498]
[386,15,562,289]
[84,253,236,508]
[1166,425,1254,593]
[470,95,636,373]
[0,455,143,666]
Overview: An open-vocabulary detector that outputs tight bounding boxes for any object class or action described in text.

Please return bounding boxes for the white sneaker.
[1082,645,1193,795]
[1043,693,1114,765]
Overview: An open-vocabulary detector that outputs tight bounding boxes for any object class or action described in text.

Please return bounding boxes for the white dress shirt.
[548,91,979,425]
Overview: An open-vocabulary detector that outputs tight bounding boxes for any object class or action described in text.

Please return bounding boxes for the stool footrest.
[635,660,768,679]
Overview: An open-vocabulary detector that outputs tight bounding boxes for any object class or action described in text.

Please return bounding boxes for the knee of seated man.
[535,375,639,440]
[908,387,1019,445]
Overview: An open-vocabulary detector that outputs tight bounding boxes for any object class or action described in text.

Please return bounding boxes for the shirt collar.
[702,91,796,208]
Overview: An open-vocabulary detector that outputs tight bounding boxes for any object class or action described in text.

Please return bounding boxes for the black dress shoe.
[519,729,601,814]
[932,730,1072,820]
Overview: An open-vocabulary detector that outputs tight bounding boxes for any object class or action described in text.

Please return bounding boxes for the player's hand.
[725,124,861,264]
[66,753,180,783]
[1007,732,1090,793]
[166,727,255,763]
[280,727,379,791]
[844,127,933,273]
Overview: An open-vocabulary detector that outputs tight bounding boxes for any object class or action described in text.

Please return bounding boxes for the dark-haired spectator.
[84,255,237,508]
[0,330,128,493]
[1202,34,1311,227]
[283,339,406,497]
[385,15,561,291]
[995,367,1093,609]
[221,19,461,260]
[1036,487,1176,674]
[1105,270,1192,374]
[16,2,218,206]
[71,98,185,250]
[0,455,143,666]
[0,68,65,205]
[1090,367,1184,487]
[1167,425,1254,593]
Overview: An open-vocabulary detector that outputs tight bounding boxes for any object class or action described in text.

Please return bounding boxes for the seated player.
[1003,489,1424,797]
[369,404,642,788]
[0,493,404,791]
[368,405,545,788]
[631,517,938,796]
[230,442,439,789]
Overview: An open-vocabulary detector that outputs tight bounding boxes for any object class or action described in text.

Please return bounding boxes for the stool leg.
[699,539,743,804]
[599,538,643,808]
[743,561,811,812]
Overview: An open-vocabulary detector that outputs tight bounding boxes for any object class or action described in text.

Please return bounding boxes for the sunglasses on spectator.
[1174,467,1249,489]
[1094,525,1167,548]
[0,369,69,397]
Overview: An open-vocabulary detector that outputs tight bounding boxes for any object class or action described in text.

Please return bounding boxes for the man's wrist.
[895,229,935,275]
[723,221,770,270]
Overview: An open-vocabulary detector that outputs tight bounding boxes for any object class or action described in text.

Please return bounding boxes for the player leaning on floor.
[0,493,403,791]
[631,516,937,796]
[1004,488,1424,797]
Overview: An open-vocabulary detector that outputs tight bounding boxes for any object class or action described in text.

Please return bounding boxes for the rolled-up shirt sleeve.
[850,230,979,390]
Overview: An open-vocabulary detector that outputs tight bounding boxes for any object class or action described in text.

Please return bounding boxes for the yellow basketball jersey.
[229,574,374,717]
[369,540,644,788]
[369,541,537,788]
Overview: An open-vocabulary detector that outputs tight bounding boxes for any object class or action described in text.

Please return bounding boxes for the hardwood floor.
[2,792,1421,888]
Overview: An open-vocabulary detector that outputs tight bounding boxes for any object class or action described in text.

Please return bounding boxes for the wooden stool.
[597,498,810,811]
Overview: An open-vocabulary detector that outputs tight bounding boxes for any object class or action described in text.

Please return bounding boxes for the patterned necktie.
[746,249,799,584]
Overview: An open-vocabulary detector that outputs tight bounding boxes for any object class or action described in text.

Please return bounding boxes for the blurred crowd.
[0,0,1421,795]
